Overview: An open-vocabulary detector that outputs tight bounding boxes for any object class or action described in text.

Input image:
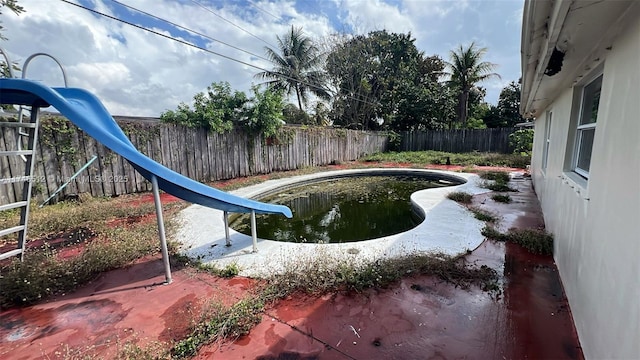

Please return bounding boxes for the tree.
[1,0,25,78]
[282,103,312,125]
[326,30,448,131]
[496,80,524,127]
[483,80,525,128]
[1,0,24,40]
[325,32,382,130]
[255,26,329,111]
[466,86,489,129]
[444,42,500,127]
[481,105,504,128]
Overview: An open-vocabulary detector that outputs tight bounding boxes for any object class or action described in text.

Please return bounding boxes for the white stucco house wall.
[520,1,639,358]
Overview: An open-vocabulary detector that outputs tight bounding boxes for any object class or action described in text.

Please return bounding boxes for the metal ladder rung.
[0,150,33,156]
[0,248,23,261]
[0,121,37,128]
[0,201,28,212]
[0,225,25,237]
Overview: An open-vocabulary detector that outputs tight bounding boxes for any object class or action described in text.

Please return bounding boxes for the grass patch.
[0,196,186,308]
[118,340,172,360]
[470,208,498,222]
[362,150,530,169]
[172,296,264,359]
[447,191,473,204]
[0,222,168,307]
[491,194,512,203]
[482,226,554,255]
[0,196,163,241]
[195,261,241,278]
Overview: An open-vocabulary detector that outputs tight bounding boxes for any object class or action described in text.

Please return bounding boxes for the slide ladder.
[0,50,62,261]
[0,101,40,261]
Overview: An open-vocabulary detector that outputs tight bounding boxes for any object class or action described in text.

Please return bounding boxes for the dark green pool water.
[230,175,455,243]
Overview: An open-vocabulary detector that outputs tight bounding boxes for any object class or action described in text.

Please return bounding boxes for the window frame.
[542,110,552,173]
[571,73,603,179]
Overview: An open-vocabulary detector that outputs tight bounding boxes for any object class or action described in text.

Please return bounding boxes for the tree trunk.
[458,90,470,127]
[295,85,303,110]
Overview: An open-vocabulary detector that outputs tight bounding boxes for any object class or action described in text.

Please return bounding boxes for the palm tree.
[444,42,500,126]
[255,26,329,110]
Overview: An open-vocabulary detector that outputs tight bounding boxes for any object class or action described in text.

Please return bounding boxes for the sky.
[1,0,524,117]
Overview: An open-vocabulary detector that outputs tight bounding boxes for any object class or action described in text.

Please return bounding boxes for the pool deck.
[0,169,584,359]
[177,169,492,277]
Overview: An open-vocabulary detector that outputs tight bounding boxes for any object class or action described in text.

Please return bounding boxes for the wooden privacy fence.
[400,128,517,153]
[0,116,388,205]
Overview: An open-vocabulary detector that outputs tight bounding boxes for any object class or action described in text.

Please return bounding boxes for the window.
[572,74,602,178]
[542,111,552,172]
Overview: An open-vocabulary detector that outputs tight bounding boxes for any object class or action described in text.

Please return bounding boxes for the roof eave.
[520,0,571,119]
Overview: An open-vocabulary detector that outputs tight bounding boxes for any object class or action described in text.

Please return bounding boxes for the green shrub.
[160,81,244,133]
[160,82,285,138]
[244,86,285,138]
[509,129,534,156]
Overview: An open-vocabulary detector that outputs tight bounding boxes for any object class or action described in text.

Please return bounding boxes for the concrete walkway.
[177,169,491,277]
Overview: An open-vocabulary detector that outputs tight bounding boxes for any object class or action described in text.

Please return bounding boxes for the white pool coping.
[174,168,491,277]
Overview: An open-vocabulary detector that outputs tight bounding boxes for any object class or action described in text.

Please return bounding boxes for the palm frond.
[256,25,329,110]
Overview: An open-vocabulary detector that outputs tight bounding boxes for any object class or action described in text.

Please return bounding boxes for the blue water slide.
[0,78,293,218]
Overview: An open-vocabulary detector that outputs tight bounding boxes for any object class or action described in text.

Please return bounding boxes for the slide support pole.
[223,211,231,247]
[251,210,257,253]
[152,175,172,284]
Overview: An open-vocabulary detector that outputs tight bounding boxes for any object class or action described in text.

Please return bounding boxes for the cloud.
[336,0,415,34]
[1,0,523,116]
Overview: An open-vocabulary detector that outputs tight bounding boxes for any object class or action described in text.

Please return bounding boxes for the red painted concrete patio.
[0,174,583,359]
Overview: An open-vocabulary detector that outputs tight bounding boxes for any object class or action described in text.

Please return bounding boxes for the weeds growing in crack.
[491,194,512,203]
[171,297,264,359]
[482,226,554,255]
[478,170,517,192]
[447,191,473,204]
[470,207,498,222]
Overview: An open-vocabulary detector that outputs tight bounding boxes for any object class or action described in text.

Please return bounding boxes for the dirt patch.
[127,192,181,207]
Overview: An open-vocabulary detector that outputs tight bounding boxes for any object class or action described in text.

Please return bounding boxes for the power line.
[247,0,281,22]
[61,0,262,70]
[110,0,271,63]
[188,0,276,48]
[59,0,382,109]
